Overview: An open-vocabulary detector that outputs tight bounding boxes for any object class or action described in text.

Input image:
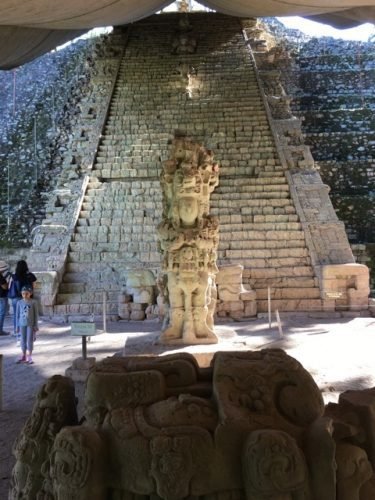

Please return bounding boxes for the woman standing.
[0,260,10,336]
[9,260,37,340]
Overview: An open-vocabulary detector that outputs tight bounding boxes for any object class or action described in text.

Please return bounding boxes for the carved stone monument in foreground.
[157,135,220,344]
[10,350,375,499]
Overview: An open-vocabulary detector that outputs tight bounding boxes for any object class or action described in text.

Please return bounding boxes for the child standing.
[16,285,39,364]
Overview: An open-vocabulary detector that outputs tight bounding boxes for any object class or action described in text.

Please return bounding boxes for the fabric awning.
[0,0,374,69]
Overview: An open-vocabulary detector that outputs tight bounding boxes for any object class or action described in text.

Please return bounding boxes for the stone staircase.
[55,12,325,315]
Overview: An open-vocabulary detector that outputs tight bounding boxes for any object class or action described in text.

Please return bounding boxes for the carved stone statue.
[242,429,308,499]
[336,443,373,500]
[50,427,107,500]
[157,135,220,344]
[9,375,78,499]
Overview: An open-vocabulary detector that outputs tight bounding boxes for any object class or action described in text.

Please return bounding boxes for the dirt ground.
[1,312,374,497]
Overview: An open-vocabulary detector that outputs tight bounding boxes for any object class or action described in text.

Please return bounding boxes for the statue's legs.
[193,306,218,342]
[159,307,184,341]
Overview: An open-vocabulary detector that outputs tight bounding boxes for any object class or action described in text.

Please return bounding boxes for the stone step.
[212,191,290,200]
[214,184,290,194]
[67,251,161,264]
[225,230,305,241]
[243,266,315,279]
[213,198,295,209]
[107,102,265,111]
[80,201,163,211]
[256,299,325,313]
[72,221,304,236]
[219,247,309,259]
[258,171,287,178]
[218,177,288,187]
[53,303,119,315]
[216,207,297,216]
[64,258,155,273]
[219,215,302,228]
[95,145,277,156]
[76,217,302,232]
[59,282,87,293]
[247,276,319,289]
[255,287,321,300]
[72,224,303,238]
[85,185,161,195]
[56,291,120,305]
[92,168,158,178]
[237,214,299,224]
[63,270,124,284]
[76,218,159,229]
[217,256,311,268]
[73,224,303,241]
[224,240,306,250]
[72,233,158,243]
[69,241,158,252]
[93,166,285,178]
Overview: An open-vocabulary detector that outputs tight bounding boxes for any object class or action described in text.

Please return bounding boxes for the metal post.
[275,309,283,338]
[268,286,271,328]
[7,162,10,230]
[13,69,16,116]
[34,116,38,184]
[103,291,107,333]
[51,87,56,131]
[82,336,87,360]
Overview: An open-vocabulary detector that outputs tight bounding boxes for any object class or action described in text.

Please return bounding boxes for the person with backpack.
[0,260,10,336]
[9,260,37,340]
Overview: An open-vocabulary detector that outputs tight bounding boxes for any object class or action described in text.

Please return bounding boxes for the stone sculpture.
[216,264,257,319]
[10,349,375,499]
[157,135,220,344]
[118,269,156,320]
[10,375,78,499]
[171,16,197,55]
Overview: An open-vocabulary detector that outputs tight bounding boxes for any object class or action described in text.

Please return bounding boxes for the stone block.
[130,310,146,321]
[319,263,370,310]
[221,300,244,313]
[216,264,244,285]
[118,304,131,319]
[244,300,257,317]
[240,290,256,301]
[217,284,240,301]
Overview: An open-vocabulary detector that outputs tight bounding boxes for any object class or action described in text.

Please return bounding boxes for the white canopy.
[0,0,374,68]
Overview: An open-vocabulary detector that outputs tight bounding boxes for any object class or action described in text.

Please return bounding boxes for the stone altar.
[10,349,375,499]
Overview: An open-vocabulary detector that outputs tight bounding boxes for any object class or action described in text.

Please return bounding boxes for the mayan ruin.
[0,1,374,498]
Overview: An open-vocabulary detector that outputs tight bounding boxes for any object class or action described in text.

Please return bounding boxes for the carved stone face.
[178,197,198,226]
[243,430,307,498]
[336,443,373,486]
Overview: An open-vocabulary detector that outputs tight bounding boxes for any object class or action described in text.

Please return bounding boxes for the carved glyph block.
[319,263,370,310]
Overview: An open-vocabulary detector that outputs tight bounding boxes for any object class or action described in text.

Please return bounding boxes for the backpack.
[7,276,20,299]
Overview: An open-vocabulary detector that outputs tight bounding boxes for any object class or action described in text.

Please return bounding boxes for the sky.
[277,16,374,41]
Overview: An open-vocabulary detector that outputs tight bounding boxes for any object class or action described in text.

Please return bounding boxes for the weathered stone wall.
[0,33,112,248]
[263,18,375,292]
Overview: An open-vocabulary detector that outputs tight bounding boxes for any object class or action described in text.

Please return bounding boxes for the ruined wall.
[263,18,375,292]
[0,33,112,248]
